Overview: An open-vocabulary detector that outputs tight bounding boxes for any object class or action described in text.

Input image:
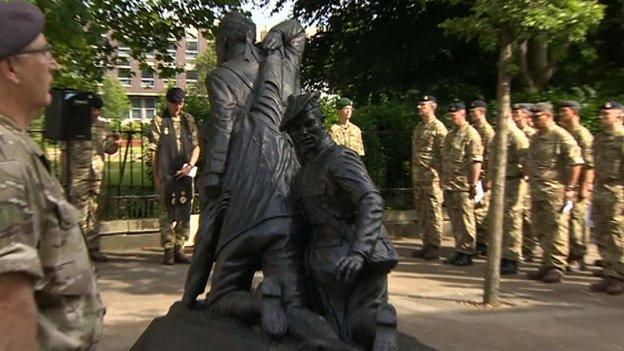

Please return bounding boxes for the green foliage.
[101,75,131,128]
[33,0,244,88]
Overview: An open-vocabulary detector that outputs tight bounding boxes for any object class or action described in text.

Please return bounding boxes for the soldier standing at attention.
[442,102,483,266]
[61,96,119,262]
[469,100,495,256]
[149,87,200,265]
[590,101,624,295]
[330,97,365,156]
[526,103,583,283]
[0,1,104,349]
[496,117,530,274]
[558,100,594,272]
[411,95,447,260]
[512,103,538,262]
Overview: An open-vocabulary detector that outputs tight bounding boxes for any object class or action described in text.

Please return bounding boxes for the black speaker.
[44,88,93,141]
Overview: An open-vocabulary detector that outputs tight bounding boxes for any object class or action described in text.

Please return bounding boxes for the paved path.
[96,238,624,351]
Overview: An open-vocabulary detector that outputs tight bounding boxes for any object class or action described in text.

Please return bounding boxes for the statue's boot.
[372,303,398,351]
[209,291,261,325]
[260,277,288,339]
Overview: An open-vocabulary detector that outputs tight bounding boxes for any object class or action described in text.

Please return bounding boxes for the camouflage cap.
[600,101,623,110]
[0,1,45,59]
[166,87,186,103]
[559,100,581,112]
[419,95,437,103]
[280,91,322,132]
[336,97,353,109]
[448,102,466,112]
[512,103,533,111]
[469,100,488,109]
[530,102,553,114]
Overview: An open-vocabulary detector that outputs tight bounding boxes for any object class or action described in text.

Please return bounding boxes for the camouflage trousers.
[159,209,190,250]
[569,196,590,259]
[413,182,444,248]
[475,185,490,246]
[444,190,476,254]
[502,178,528,261]
[70,175,104,251]
[593,185,624,280]
[522,183,537,254]
[532,193,570,271]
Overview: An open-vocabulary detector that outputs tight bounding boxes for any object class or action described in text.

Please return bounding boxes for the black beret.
[469,100,488,109]
[600,101,623,110]
[559,100,581,111]
[0,1,45,59]
[448,102,466,112]
[419,95,437,103]
[166,87,186,103]
[91,96,103,108]
[512,103,533,111]
[530,102,554,114]
[280,91,322,132]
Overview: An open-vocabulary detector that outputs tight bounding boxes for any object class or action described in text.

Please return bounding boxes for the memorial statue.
[280,92,399,351]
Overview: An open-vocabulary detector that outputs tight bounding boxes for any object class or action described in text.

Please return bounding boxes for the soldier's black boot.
[174,245,192,264]
[475,242,488,257]
[500,258,518,275]
[523,249,534,263]
[260,277,288,339]
[373,303,398,351]
[89,249,109,263]
[452,252,473,266]
[163,248,175,265]
[443,252,462,265]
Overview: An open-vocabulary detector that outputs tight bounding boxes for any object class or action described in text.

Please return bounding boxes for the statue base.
[131,302,435,351]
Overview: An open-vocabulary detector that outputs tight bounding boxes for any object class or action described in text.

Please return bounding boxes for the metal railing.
[28,127,416,220]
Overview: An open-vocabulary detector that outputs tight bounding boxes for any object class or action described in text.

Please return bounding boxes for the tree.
[33,0,244,88]
[101,75,131,128]
[441,0,604,306]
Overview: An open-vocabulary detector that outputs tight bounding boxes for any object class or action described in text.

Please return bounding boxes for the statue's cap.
[280,91,321,132]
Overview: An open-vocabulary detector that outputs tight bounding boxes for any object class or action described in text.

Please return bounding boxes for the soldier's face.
[287,109,325,156]
[91,107,101,121]
[469,108,485,122]
[2,34,58,109]
[449,110,466,126]
[167,100,184,117]
[599,109,621,129]
[558,107,577,123]
[533,112,552,129]
[418,102,434,117]
[338,106,353,121]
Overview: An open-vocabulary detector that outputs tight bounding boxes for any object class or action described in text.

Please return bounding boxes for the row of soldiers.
[406,95,624,295]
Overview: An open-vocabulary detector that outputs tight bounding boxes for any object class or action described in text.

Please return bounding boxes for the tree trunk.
[483,26,513,307]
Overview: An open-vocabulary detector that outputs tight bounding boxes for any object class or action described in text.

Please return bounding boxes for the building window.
[117,57,131,69]
[117,46,130,57]
[186,70,199,82]
[141,69,155,88]
[117,68,132,86]
[167,42,177,58]
[185,41,198,59]
[131,98,142,119]
[145,98,156,119]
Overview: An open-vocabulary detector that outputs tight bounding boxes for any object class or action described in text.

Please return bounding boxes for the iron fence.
[28,126,415,220]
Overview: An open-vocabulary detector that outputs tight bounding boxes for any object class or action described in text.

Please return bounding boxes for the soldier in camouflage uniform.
[411,95,447,260]
[495,118,530,274]
[558,100,594,272]
[590,101,624,295]
[61,96,119,262]
[442,102,483,266]
[512,103,538,261]
[329,97,365,156]
[469,100,495,256]
[0,2,104,349]
[526,103,583,283]
[149,88,201,265]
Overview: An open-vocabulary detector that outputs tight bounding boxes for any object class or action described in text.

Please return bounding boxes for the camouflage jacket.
[442,122,483,191]
[61,118,117,181]
[411,117,447,183]
[527,124,584,200]
[329,121,365,156]
[488,124,529,179]
[0,114,104,350]
[593,126,624,186]
[565,122,594,182]
[521,125,536,139]
[474,119,495,179]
